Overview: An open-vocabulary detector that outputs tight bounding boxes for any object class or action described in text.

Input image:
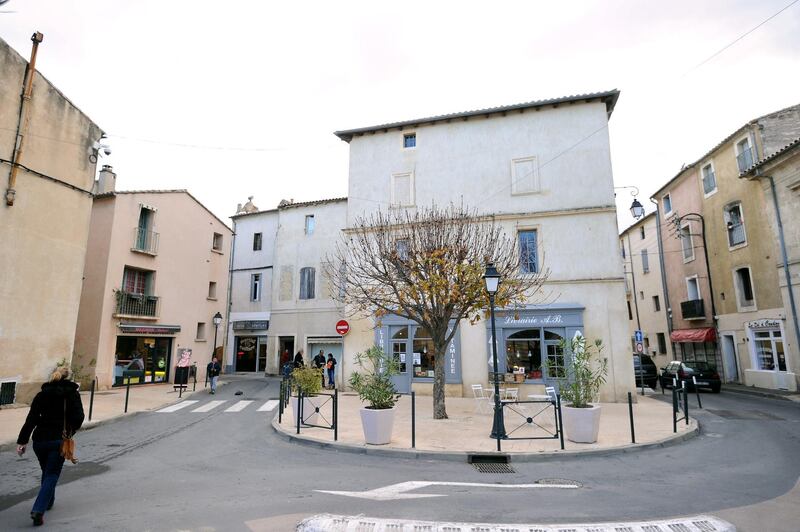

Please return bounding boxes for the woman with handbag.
[16,365,85,526]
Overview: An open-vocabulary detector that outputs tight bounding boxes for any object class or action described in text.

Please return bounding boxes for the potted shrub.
[290,366,323,425]
[547,334,608,443]
[349,346,401,445]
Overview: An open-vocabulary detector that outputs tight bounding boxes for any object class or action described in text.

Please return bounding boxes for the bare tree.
[326,204,548,419]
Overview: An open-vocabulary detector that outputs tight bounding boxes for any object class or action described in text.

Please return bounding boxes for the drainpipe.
[626,232,642,331]
[224,219,237,374]
[650,198,672,334]
[6,32,44,206]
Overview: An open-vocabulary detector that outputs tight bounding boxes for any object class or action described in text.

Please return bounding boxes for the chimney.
[96,165,116,194]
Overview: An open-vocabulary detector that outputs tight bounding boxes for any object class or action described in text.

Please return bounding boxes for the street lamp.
[483,263,506,447]
[212,311,223,361]
[615,185,645,219]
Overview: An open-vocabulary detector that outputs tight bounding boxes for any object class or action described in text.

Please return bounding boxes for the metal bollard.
[692,376,703,409]
[556,394,565,450]
[88,378,96,421]
[672,387,677,433]
[334,388,338,442]
[628,392,636,444]
[296,391,302,434]
[683,382,689,425]
[193,371,197,392]
[124,376,131,413]
[411,391,416,449]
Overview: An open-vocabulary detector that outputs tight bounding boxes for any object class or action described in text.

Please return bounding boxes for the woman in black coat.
[16,365,85,526]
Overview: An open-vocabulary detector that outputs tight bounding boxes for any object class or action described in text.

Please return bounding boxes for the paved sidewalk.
[722,382,800,402]
[0,379,225,449]
[276,392,695,457]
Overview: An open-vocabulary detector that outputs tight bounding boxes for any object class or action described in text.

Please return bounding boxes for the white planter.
[290,396,320,426]
[561,404,602,443]
[359,407,396,445]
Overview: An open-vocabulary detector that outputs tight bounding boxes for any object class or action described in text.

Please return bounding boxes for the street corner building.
[333,90,636,402]
[72,170,232,390]
[0,34,104,404]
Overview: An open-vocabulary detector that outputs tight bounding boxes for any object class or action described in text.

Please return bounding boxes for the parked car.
[660,360,721,393]
[632,354,658,389]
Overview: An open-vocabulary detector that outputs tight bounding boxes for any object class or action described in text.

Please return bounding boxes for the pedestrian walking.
[16,365,85,527]
[326,353,337,389]
[313,349,326,387]
[207,356,221,394]
[293,349,305,369]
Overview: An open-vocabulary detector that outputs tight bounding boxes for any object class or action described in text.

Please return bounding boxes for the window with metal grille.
[299,267,316,300]
[725,203,746,247]
[403,133,416,148]
[701,163,716,194]
[123,267,152,295]
[0,381,16,405]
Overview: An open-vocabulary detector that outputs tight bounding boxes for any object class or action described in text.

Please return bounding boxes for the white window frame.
[686,275,701,301]
[305,215,315,235]
[662,193,673,217]
[735,135,754,173]
[641,248,650,273]
[511,156,540,195]
[700,161,717,197]
[212,232,224,252]
[390,172,415,207]
[748,326,787,372]
[732,265,757,311]
[680,223,695,263]
[250,273,261,302]
[402,132,417,149]
[723,202,747,250]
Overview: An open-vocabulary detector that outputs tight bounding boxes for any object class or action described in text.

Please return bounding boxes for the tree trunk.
[433,342,448,419]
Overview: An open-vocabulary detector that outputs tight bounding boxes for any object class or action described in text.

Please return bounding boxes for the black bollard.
[628,392,636,444]
[124,376,131,413]
[672,387,677,434]
[556,394,565,450]
[411,391,416,449]
[296,391,303,434]
[334,388,338,442]
[88,378,96,421]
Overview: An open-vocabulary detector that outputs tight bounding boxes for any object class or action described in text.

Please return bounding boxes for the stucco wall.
[0,37,103,402]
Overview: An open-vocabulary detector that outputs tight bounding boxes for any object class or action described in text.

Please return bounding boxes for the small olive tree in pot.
[349,346,401,445]
[290,366,324,425]
[548,334,608,443]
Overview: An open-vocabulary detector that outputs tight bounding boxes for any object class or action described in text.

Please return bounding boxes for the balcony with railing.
[132,227,159,255]
[736,147,755,172]
[114,291,159,318]
[727,222,746,247]
[681,299,705,320]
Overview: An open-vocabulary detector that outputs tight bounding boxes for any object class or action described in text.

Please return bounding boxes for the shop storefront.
[114,323,180,386]
[670,328,719,368]
[375,315,461,394]
[744,319,795,391]
[232,320,269,372]
[485,305,584,385]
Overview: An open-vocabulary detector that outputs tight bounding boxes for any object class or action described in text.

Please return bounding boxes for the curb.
[270,414,699,463]
[722,387,799,402]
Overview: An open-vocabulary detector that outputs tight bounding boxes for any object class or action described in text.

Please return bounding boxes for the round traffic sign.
[336,320,350,336]
[635,342,644,353]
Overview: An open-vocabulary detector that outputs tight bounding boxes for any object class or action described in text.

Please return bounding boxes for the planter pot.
[561,404,602,443]
[359,407,396,445]
[290,396,320,425]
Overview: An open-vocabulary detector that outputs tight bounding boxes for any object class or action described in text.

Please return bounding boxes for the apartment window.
[391,172,414,207]
[123,267,152,295]
[403,133,416,148]
[518,230,538,274]
[680,224,694,261]
[135,206,158,253]
[250,273,261,302]
[736,137,754,172]
[212,232,223,252]
[299,267,316,300]
[724,203,746,247]
[641,249,650,273]
[396,239,410,261]
[701,163,717,195]
[305,215,315,235]
[653,295,661,312]
[196,322,206,341]
[627,301,633,321]
[734,267,755,308]
[621,243,626,259]
[657,333,667,355]
[662,194,672,215]
[640,226,645,240]
[686,276,700,301]
[511,156,540,195]
[208,281,217,300]
[253,232,262,251]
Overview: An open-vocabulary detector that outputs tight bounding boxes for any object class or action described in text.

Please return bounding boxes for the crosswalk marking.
[156,400,199,413]
[258,400,279,412]
[191,400,226,412]
[224,400,254,412]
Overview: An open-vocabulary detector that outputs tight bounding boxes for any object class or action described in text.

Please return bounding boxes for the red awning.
[670,328,716,343]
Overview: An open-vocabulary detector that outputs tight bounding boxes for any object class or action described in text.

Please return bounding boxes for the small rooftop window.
[403,133,416,149]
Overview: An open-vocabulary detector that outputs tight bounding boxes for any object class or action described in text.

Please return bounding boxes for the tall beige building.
[0,35,103,404]
[73,170,232,389]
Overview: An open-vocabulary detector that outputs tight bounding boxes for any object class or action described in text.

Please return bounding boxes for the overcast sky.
[1,0,798,228]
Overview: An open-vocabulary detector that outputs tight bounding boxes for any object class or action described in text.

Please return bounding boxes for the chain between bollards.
[124,376,131,413]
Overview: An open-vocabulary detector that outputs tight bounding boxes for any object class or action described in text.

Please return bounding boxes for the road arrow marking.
[316,480,579,501]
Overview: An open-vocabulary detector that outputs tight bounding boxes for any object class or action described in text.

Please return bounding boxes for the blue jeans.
[327,368,335,388]
[32,440,65,514]
[210,376,218,391]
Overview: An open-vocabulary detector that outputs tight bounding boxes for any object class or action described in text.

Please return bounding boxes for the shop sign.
[239,338,257,352]
[232,320,269,331]
[503,314,564,326]
[336,320,350,335]
[747,319,781,329]
[118,324,180,335]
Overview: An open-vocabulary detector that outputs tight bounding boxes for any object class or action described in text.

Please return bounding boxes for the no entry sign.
[336,320,350,336]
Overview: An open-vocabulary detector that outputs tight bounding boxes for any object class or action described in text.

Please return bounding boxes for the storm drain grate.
[473,462,515,474]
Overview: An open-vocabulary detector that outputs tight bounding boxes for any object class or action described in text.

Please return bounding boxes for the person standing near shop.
[326,353,337,389]
[293,349,305,369]
[313,349,326,387]
[207,356,221,394]
[16,365,84,527]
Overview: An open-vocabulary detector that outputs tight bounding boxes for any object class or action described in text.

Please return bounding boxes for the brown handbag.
[60,400,78,464]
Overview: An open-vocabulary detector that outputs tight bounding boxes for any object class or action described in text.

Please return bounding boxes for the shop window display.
[412,328,436,378]
[114,336,171,385]
[505,329,542,379]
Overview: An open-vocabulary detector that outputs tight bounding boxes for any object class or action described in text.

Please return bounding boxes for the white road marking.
[257,400,279,412]
[156,401,199,413]
[316,480,579,501]
[191,400,227,412]
[224,400,254,412]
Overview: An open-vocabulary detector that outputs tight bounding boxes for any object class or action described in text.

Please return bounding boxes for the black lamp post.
[212,311,223,361]
[484,263,506,447]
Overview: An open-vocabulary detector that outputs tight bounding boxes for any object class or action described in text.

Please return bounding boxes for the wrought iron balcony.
[132,228,159,255]
[115,291,159,318]
[736,147,754,172]
[681,299,705,320]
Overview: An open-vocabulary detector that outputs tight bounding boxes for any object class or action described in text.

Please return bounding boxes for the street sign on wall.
[336,320,350,335]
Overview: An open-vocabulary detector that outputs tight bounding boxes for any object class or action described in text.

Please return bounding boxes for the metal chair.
[471,384,491,413]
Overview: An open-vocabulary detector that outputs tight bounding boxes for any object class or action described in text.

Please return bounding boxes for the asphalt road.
[1,375,799,531]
